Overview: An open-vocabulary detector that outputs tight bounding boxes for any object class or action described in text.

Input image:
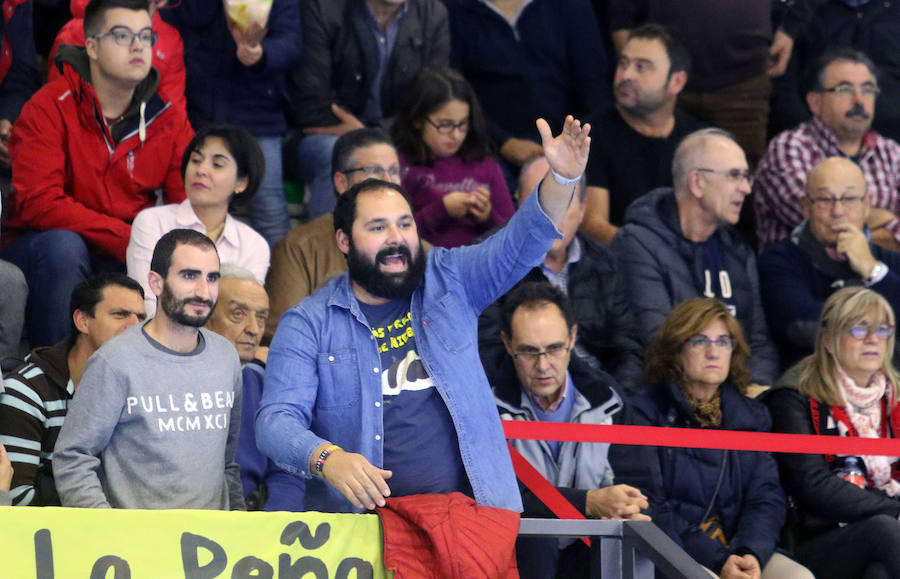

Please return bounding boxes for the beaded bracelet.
[314,444,342,476]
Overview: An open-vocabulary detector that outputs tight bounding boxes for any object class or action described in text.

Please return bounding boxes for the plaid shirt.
[753,118,900,246]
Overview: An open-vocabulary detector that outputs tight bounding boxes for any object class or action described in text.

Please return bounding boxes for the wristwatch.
[864,261,889,287]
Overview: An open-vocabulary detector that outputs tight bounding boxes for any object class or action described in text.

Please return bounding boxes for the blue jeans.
[0,230,122,347]
[0,259,26,364]
[249,136,291,245]
[296,133,338,220]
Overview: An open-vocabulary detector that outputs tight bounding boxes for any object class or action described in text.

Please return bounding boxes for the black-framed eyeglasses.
[341,165,403,181]
[512,344,570,364]
[848,324,894,341]
[821,83,880,98]
[91,26,158,48]
[426,118,469,135]
[807,195,866,210]
[684,335,737,350]
[694,167,753,185]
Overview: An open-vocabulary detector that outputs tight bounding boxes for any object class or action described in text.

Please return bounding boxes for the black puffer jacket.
[623,382,786,573]
[764,386,900,542]
[611,187,778,385]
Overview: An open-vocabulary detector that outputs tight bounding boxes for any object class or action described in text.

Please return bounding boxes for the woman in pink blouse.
[127,125,270,315]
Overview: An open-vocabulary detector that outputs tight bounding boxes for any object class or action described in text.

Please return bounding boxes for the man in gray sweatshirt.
[53,229,245,510]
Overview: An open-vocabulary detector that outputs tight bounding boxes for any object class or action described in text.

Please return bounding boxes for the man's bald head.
[672,128,742,193]
[804,157,869,247]
[806,156,866,196]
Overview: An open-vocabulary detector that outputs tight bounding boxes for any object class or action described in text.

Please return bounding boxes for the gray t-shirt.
[53,324,244,510]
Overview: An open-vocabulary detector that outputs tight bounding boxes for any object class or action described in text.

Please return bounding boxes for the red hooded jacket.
[48,0,186,112]
[4,46,192,261]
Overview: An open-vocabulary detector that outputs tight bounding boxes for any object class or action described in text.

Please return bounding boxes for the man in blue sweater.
[206,264,305,511]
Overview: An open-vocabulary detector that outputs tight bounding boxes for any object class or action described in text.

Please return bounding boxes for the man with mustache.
[265,128,403,341]
[755,48,900,251]
[582,24,704,244]
[258,116,590,516]
[53,229,245,510]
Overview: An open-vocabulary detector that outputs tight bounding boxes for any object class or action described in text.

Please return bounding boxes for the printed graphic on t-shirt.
[700,238,737,317]
[371,308,435,395]
[125,391,235,433]
[360,299,470,497]
[417,173,489,194]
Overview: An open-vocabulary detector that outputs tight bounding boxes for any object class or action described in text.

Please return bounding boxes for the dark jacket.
[624,382,786,573]
[611,187,778,384]
[758,222,900,370]
[479,232,643,391]
[287,0,449,128]
[764,386,900,541]
[444,0,611,145]
[162,0,301,136]
[0,0,41,122]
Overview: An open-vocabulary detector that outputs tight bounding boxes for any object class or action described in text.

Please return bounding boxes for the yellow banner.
[0,507,389,578]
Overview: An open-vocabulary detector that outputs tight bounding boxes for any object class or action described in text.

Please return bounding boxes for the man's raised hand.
[536,115,591,181]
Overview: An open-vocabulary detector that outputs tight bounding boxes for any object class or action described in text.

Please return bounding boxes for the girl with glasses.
[765,286,900,579]
[391,69,514,248]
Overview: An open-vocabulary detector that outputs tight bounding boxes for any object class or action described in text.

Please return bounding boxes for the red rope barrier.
[503,421,900,456]
[507,443,591,547]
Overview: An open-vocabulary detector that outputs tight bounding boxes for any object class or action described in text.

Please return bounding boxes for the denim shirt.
[258,190,561,513]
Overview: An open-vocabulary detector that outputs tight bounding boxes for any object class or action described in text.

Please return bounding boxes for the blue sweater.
[0,1,41,122]
[236,360,305,511]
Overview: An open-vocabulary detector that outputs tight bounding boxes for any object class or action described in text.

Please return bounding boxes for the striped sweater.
[0,341,73,506]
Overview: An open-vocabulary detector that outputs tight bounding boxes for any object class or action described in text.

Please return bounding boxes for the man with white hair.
[206,263,304,511]
[612,128,778,389]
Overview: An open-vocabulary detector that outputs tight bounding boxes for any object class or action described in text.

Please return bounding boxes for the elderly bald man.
[760,156,900,370]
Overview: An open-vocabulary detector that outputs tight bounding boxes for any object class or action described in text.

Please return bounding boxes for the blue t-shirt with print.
[359,298,472,498]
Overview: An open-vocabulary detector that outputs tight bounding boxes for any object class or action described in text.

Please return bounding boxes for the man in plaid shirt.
[754,48,900,250]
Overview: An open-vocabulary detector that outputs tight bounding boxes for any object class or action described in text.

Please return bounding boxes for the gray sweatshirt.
[53,324,245,510]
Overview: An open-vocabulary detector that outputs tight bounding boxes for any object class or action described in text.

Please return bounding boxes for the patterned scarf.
[836,366,900,496]
[679,386,722,428]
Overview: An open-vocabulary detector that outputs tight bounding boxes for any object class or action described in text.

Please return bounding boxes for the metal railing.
[518,519,709,579]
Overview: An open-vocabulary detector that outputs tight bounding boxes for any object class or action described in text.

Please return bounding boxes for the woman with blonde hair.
[766,286,900,579]
[625,298,811,579]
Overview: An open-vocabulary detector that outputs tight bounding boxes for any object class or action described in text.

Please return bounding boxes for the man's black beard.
[347,239,426,301]
[159,281,216,327]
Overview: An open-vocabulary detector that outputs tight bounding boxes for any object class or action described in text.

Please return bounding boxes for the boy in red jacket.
[0,0,193,347]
